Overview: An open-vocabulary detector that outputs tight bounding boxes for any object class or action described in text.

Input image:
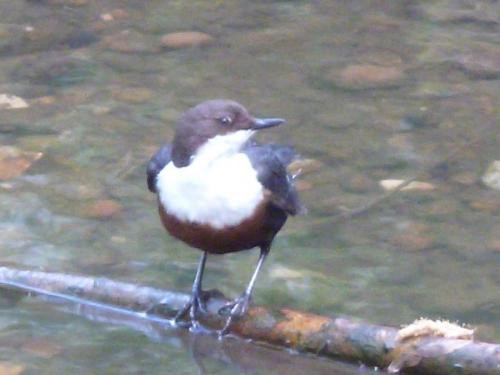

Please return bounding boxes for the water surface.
[0,0,498,374]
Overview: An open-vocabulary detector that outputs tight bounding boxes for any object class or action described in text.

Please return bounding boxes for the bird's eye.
[218,116,233,126]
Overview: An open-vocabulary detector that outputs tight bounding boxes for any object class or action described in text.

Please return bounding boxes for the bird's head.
[171,99,285,167]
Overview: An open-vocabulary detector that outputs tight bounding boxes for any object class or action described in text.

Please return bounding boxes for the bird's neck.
[191,130,254,166]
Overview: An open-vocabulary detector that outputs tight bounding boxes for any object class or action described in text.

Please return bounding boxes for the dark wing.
[146,144,172,193]
[247,141,298,167]
[244,144,304,216]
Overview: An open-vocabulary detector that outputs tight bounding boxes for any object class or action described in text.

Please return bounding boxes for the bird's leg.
[218,246,269,335]
[174,251,208,328]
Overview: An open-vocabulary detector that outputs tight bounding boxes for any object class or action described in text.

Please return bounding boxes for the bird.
[146,99,303,334]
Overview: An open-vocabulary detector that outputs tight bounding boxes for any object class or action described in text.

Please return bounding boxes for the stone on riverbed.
[481,161,500,190]
[0,146,42,181]
[326,64,406,90]
[160,31,214,49]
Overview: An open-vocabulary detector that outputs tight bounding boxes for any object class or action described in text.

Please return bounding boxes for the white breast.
[156,130,264,229]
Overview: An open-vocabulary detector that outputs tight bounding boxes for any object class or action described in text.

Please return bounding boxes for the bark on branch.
[0,266,497,375]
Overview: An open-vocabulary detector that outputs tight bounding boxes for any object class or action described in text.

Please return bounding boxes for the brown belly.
[159,200,276,254]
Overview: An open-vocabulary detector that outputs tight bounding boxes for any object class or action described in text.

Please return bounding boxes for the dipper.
[147,99,302,333]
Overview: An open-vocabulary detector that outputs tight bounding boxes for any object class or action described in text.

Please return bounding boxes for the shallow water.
[0,0,498,374]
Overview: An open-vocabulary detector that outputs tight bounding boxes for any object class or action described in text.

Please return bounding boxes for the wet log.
[0,266,498,375]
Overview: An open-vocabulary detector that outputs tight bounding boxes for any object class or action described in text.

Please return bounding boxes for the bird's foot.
[217,292,252,336]
[218,292,252,317]
[174,289,224,331]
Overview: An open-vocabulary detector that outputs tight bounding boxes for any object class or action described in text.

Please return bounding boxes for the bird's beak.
[251,117,285,130]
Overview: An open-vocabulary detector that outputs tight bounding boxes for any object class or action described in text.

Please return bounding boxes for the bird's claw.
[217,292,252,336]
[218,293,251,317]
[174,288,225,329]
[174,292,207,323]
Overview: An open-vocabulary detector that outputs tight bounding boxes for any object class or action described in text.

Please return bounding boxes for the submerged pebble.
[0,146,43,181]
[82,199,123,219]
[0,94,28,109]
[389,222,434,251]
[326,64,406,90]
[481,161,500,190]
[160,31,214,49]
[379,179,436,192]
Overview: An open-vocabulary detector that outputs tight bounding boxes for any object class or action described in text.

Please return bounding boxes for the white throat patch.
[156,130,264,229]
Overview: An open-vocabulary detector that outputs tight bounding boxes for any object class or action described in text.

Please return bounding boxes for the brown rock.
[0,146,43,180]
[160,31,214,49]
[82,199,123,219]
[389,222,434,251]
[328,64,406,90]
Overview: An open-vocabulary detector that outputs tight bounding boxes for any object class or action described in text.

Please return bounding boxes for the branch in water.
[0,266,498,375]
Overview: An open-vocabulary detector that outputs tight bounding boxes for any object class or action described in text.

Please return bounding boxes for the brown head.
[171,99,284,167]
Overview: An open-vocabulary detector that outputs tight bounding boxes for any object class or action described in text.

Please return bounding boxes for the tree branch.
[0,266,497,375]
